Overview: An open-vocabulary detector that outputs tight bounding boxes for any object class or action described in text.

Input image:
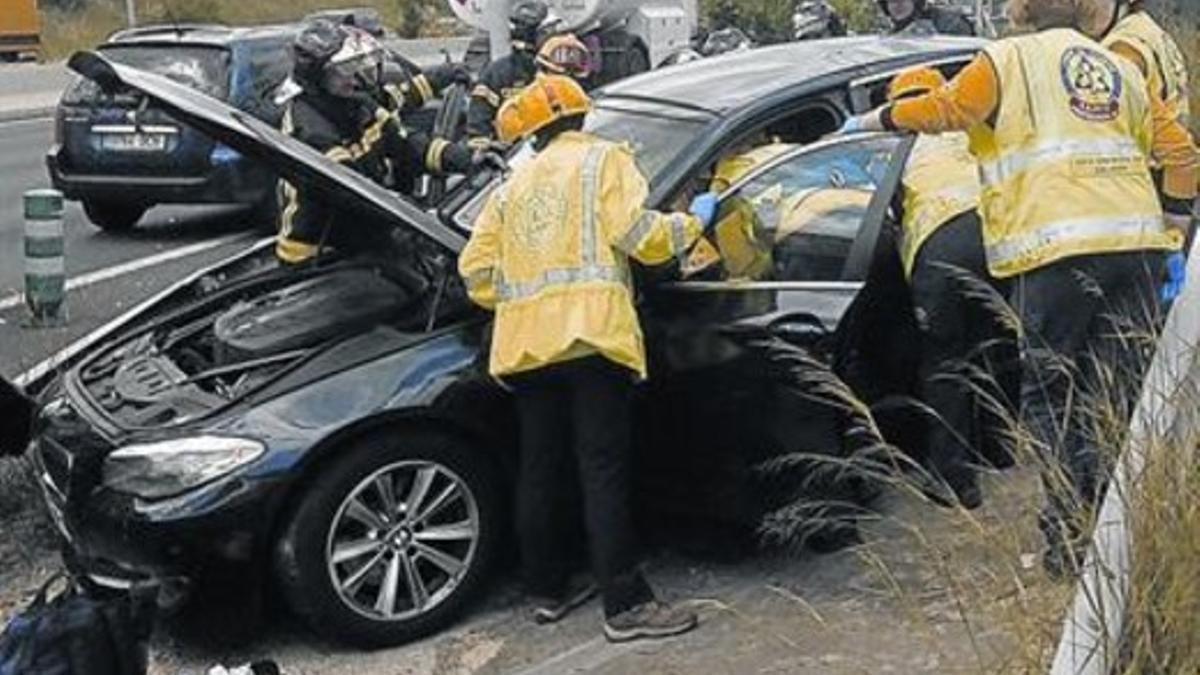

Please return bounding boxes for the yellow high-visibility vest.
[709,143,796,280]
[968,29,1175,279]
[1104,11,1191,130]
[898,133,981,278]
[459,131,702,378]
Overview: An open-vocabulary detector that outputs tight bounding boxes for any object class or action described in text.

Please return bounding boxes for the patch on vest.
[513,184,567,251]
[1060,47,1123,122]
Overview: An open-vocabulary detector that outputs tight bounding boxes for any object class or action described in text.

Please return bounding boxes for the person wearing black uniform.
[275,20,491,264]
[878,0,975,35]
[465,0,549,150]
[1,376,33,458]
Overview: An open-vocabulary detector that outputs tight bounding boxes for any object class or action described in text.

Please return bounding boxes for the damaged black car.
[23,35,985,648]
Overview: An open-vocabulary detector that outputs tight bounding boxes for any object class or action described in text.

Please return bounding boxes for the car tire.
[83,200,147,231]
[274,429,503,648]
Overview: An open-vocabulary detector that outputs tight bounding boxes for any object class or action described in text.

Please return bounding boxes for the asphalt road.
[0,115,258,378]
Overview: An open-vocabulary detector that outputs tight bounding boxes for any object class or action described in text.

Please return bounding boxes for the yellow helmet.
[887,66,946,103]
[537,33,592,78]
[495,73,592,144]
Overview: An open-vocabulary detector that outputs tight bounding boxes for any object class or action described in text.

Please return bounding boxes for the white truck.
[448,0,699,85]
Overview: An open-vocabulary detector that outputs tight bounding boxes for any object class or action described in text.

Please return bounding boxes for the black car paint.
[31,38,980,603]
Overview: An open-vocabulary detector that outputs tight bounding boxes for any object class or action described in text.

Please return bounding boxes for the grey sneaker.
[603,600,698,643]
[530,579,598,625]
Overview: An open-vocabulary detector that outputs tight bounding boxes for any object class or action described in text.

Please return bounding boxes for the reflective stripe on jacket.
[898,133,981,278]
[968,30,1175,279]
[458,131,702,378]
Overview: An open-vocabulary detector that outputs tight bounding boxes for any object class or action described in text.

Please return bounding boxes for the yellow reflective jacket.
[459,131,703,378]
[709,143,796,280]
[898,133,981,278]
[1104,11,1191,130]
[968,30,1175,279]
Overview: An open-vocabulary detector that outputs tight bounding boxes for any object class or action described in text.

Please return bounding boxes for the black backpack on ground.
[0,574,151,675]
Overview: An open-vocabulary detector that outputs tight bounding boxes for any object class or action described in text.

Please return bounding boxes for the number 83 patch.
[1060,46,1124,122]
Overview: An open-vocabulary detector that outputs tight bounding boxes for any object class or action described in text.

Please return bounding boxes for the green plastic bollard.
[24,189,66,327]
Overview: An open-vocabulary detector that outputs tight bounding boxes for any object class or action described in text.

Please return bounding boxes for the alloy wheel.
[325,460,481,621]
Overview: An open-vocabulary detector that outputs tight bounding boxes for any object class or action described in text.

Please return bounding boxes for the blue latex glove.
[839,114,868,135]
[689,191,719,230]
[1161,251,1187,303]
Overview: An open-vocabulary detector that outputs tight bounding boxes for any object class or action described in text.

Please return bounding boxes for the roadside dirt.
[0,456,1068,675]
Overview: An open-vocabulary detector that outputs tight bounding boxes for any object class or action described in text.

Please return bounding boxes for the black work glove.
[472,149,509,174]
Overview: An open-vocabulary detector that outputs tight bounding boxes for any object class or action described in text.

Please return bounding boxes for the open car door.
[635,132,917,531]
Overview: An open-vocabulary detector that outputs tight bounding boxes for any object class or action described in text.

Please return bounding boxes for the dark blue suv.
[46,24,297,231]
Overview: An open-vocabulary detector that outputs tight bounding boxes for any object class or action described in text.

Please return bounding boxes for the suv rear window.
[63,45,230,104]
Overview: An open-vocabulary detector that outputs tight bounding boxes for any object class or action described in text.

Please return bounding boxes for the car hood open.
[67,50,466,254]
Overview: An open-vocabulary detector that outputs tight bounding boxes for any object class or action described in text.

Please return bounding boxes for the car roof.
[106,23,297,47]
[602,35,987,115]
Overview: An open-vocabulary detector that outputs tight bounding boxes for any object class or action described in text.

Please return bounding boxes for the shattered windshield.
[63,45,231,103]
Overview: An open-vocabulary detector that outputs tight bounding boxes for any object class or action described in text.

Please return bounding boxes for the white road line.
[0,115,54,128]
[0,233,250,311]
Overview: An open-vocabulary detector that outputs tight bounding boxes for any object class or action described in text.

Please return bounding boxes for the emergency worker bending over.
[459,74,717,642]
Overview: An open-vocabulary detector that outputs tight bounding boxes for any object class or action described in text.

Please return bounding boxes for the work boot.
[529,577,598,625]
[603,600,698,643]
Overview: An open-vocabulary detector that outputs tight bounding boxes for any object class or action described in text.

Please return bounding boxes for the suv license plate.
[100,132,168,152]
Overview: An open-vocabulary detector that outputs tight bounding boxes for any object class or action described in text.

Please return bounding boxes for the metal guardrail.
[1050,237,1200,674]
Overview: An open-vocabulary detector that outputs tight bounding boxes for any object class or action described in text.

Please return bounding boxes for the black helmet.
[878,0,927,21]
[293,19,384,97]
[293,19,346,88]
[509,0,550,47]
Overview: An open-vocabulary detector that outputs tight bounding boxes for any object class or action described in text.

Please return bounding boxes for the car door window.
[710,135,902,283]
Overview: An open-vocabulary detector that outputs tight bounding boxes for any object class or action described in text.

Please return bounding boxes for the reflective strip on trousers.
[978,137,1144,185]
[986,214,1166,268]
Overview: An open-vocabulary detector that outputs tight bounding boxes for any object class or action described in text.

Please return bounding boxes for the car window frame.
[847,55,976,113]
[662,131,914,293]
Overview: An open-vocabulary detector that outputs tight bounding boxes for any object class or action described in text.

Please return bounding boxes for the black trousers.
[909,211,1014,484]
[508,355,654,618]
[1009,251,1163,549]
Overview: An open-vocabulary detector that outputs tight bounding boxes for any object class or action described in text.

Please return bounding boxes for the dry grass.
[758,265,1199,673]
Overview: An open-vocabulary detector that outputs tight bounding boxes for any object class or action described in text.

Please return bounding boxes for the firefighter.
[878,0,975,36]
[886,66,1007,510]
[465,0,550,150]
[458,74,717,641]
[842,0,1198,577]
[0,376,33,458]
[275,20,491,265]
[536,33,593,81]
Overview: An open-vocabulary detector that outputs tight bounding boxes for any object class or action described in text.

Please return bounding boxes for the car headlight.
[102,436,265,500]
